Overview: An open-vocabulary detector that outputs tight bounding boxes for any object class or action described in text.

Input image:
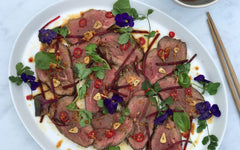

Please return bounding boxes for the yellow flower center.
[125,20,129,23]
[45,33,49,37]
[112,99,115,103]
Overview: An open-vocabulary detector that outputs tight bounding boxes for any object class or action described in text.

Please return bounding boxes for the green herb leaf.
[176,63,190,74]
[66,103,77,111]
[9,76,23,85]
[164,97,173,105]
[118,27,133,33]
[52,26,69,38]
[103,107,109,114]
[78,84,87,99]
[118,33,131,44]
[15,62,34,76]
[178,73,190,88]
[97,99,104,108]
[144,31,156,38]
[210,135,218,142]
[108,146,120,150]
[34,97,42,116]
[119,115,126,123]
[141,80,151,90]
[35,51,58,70]
[197,119,207,133]
[16,62,24,76]
[173,111,190,132]
[74,63,92,80]
[206,82,220,95]
[85,43,97,52]
[147,9,154,16]
[95,69,105,80]
[202,136,209,145]
[153,82,161,92]
[123,108,130,116]
[112,0,131,16]
[78,109,92,127]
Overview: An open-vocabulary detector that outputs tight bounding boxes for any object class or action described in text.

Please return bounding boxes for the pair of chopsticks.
[207,12,240,114]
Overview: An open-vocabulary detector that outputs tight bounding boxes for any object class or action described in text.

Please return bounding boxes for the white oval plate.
[8,0,227,149]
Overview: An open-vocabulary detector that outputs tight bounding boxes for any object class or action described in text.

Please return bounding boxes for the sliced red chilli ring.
[120,42,130,51]
[157,48,170,61]
[88,131,97,139]
[94,79,103,89]
[79,18,87,28]
[185,87,192,96]
[138,37,145,45]
[105,129,115,138]
[134,132,145,142]
[73,47,82,58]
[59,111,69,122]
[105,11,114,18]
[170,89,178,100]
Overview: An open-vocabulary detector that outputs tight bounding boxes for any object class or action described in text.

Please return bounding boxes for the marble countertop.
[1,0,240,149]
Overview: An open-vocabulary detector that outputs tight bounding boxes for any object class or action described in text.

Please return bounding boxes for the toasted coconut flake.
[93,20,102,29]
[68,127,79,133]
[160,132,167,143]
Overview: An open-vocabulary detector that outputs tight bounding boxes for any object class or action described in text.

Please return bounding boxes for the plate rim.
[174,0,219,8]
[8,0,228,149]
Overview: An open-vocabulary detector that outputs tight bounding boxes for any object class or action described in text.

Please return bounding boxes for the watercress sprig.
[119,107,130,123]
[174,63,191,88]
[144,9,156,38]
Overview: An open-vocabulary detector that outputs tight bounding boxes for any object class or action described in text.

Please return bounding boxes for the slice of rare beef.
[158,76,204,117]
[99,32,143,66]
[117,65,145,102]
[151,119,182,150]
[36,43,75,96]
[91,113,133,150]
[145,36,187,84]
[127,96,157,150]
[66,9,115,44]
[49,96,94,147]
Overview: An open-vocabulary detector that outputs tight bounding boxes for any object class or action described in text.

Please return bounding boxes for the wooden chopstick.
[207,12,240,114]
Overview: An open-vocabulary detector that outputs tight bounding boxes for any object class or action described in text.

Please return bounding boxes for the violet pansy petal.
[198,111,212,120]
[210,104,221,117]
[21,73,28,83]
[154,113,168,125]
[112,95,123,103]
[104,98,111,107]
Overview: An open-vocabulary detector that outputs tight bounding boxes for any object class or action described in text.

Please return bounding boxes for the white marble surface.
[1,0,240,149]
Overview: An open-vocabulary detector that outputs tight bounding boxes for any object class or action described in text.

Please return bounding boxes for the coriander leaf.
[118,33,131,44]
[130,8,139,20]
[74,63,92,80]
[97,99,104,108]
[144,31,156,38]
[85,43,97,52]
[146,88,155,97]
[112,0,131,16]
[108,146,120,150]
[119,115,126,123]
[173,111,190,132]
[16,62,24,76]
[35,51,58,70]
[79,118,91,127]
[153,82,161,92]
[91,66,104,71]
[147,9,154,16]
[103,107,109,114]
[206,82,220,95]
[82,109,93,119]
[59,26,69,38]
[78,84,87,99]
[176,63,190,74]
[124,108,130,116]
[141,80,151,90]
[178,73,190,88]
[95,69,105,79]
[164,97,173,105]
[118,27,133,33]
[202,136,209,145]
[66,103,77,111]
[9,76,23,85]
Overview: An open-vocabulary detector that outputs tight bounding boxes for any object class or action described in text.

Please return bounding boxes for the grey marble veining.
[1,0,240,149]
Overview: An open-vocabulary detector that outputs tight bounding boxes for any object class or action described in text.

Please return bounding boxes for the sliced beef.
[117,65,145,102]
[66,9,115,44]
[99,32,143,66]
[85,67,117,113]
[127,96,157,150]
[36,43,75,96]
[145,36,187,84]
[49,96,94,147]
[91,113,133,150]
[69,36,100,66]
[151,119,182,150]
[158,76,204,117]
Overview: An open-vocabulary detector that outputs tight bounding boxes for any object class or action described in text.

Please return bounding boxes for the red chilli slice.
[120,42,130,51]
[185,87,192,96]
[170,89,178,100]
[88,131,97,139]
[94,79,103,89]
[105,129,115,138]
[79,18,87,28]
[134,132,145,142]
[105,11,114,18]
[169,31,175,38]
[73,47,82,58]
[59,111,69,122]
[139,37,146,45]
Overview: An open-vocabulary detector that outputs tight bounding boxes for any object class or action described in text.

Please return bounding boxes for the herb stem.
[192,82,203,89]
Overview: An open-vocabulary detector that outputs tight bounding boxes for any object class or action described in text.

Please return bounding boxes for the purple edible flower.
[38,29,57,45]
[195,101,221,120]
[104,95,123,114]
[115,13,134,27]
[21,73,40,91]
[154,109,173,125]
[194,74,210,83]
